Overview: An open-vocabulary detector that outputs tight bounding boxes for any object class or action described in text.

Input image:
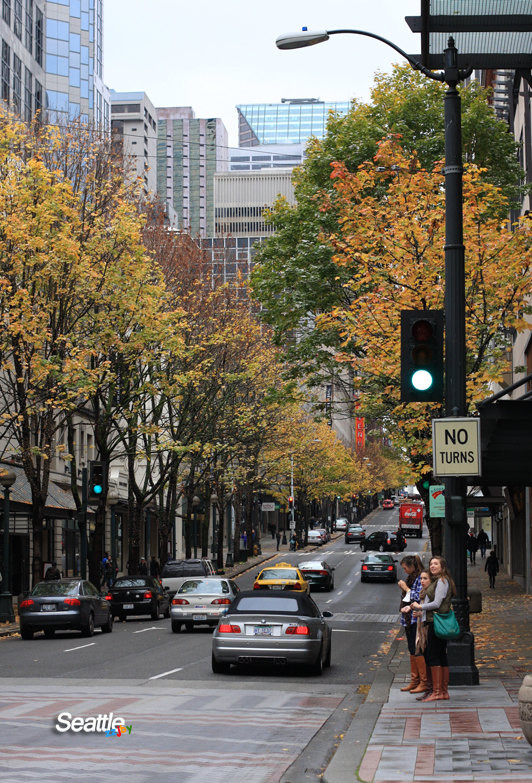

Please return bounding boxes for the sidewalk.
[325,557,532,783]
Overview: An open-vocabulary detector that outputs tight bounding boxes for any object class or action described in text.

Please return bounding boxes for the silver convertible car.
[211,590,332,675]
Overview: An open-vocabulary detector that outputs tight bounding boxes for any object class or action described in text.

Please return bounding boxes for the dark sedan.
[298,560,335,591]
[19,579,113,639]
[105,576,170,621]
[212,590,333,675]
[361,553,398,582]
[345,524,366,544]
[360,530,406,552]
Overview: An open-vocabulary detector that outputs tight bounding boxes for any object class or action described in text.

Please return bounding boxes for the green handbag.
[433,608,461,639]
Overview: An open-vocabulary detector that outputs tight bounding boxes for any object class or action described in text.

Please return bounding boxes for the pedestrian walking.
[138,557,148,575]
[44,562,61,580]
[411,555,456,702]
[276,531,281,551]
[150,555,160,578]
[477,529,489,558]
[103,556,114,588]
[289,533,297,552]
[242,531,247,550]
[398,555,428,694]
[485,550,499,588]
[467,530,479,564]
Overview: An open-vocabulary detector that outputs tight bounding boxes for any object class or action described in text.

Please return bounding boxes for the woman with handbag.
[411,555,456,702]
[398,555,427,693]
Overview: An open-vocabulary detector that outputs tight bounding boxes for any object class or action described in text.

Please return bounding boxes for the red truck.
[398,502,424,538]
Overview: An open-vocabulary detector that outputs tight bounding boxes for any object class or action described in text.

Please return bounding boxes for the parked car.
[105,575,170,621]
[211,590,332,675]
[298,560,335,591]
[170,577,240,632]
[360,530,406,553]
[345,524,366,544]
[19,579,113,639]
[382,498,394,510]
[161,558,217,599]
[307,530,324,546]
[316,527,330,542]
[361,554,398,582]
[253,563,310,594]
[334,518,348,531]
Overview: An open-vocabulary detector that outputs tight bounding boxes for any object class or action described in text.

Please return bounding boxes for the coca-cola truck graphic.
[398,502,424,538]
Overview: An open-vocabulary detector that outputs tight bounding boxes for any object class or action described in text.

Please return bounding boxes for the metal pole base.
[447,631,480,686]
[225,552,234,568]
[0,592,15,623]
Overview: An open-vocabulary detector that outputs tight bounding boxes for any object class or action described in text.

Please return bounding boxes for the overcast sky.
[104,1,422,146]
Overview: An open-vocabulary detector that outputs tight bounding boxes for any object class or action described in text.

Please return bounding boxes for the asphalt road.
[0,505,426,783]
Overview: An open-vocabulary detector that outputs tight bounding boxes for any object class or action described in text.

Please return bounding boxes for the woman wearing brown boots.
[411,555,456,701]
[398,556,427,694]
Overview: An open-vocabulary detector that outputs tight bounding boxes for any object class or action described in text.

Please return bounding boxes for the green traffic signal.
[400,310,444,403]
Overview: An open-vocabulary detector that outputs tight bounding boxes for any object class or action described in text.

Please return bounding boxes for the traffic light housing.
[400,310,444,403]
[288,496,294,510]
[88,461,106,503]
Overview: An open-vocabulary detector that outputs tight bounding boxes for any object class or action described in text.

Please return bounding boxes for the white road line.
[336,590,343,596]
[64,642,96,652]
[149,667,183,680]
[347,580,352,586]
[325,599,333,604]
[133,626,160,633]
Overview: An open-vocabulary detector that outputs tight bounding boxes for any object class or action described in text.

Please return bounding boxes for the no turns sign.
[432,418,481,477]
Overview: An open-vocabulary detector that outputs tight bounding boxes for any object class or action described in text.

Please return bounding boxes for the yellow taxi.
[253,562,310,594]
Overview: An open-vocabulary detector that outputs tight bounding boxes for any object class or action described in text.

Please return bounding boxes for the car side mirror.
[322,610,333,618]
[163,585,170,591]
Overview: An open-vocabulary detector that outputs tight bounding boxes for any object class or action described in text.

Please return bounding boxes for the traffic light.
[400,310,444,403]
[88,461,106,503]
[288,496,294,510]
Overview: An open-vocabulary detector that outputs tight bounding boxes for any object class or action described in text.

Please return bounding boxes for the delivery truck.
[398,502,424,538]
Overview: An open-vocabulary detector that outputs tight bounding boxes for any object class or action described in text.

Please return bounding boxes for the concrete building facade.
[111,90,157,197]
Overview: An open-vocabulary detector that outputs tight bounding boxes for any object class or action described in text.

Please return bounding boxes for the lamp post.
[210,492,218,561]
[277,27,477,685]
[225,492,234,568]
[107,486,119,578]
[0,468,16,622]
[192,495,200,559]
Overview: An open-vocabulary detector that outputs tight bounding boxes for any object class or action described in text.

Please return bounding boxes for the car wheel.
[81,613,95,637]
[151,606,159,621]
[378,544,385,552]
[361,544,366,552]
[44,628,55,638]
[171,620,182,633]
[211,653,230,674]
[118,613,126,623]
[361,576,366,583]
[20,627,33,640]
[164,604,170,619]
[185,622,194,632]
[309,645,324,676]
[101,613,113,633]
[324,640,332,668]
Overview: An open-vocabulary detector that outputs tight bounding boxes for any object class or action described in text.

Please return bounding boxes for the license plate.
[254,626,272,635]
[42,604,56,612]
[270,585,283,590]
[193,615,207,621]
[123,603,134,609]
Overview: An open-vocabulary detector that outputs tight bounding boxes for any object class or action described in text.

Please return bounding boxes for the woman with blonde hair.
[411,555,456,701]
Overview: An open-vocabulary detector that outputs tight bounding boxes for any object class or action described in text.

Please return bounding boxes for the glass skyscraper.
[237,98,351,147]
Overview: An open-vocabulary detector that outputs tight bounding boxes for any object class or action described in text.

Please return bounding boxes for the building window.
[35,6,43,65]
[12,53,21,113]
[2,0,10,26]
[34,77,42,115]
[25,0,33,53]
[24,66,31,120]
[1,40,10,103]
[14,0,22,38]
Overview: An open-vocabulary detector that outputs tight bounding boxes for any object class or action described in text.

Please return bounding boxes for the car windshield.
[259,569,298,580]
[32,582,80,597]
[299,562,324,570]
[179,579,228,594]
[233,596,300,614]
[113,578,149,588]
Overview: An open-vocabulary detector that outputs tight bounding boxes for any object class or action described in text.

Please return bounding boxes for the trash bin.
[239,550,248,563]
[468,587,482,613]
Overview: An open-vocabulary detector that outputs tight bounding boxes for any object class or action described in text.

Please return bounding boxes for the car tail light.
[211,598,232,605]
[253,583,262,590]
[387,539,391,545]
[104,594,112,601]
[318,570,328,576]
[362,565,368,571]
[285,625,309,635]
[291,582,302,590]
[387,566,394,571]
[218,623,241,634]
[64,598,81,606]
[172,598,190,605]
[20,599,34,608]
[143,592,153,599]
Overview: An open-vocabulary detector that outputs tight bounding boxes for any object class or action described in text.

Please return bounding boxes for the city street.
[0,507,419,783]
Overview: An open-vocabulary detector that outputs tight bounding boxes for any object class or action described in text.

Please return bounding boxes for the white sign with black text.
[432,418,481,477]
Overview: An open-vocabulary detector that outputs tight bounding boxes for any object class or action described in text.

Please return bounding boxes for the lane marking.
[64,642,96,652]
[133,626,160,634]
[149,667,184,680]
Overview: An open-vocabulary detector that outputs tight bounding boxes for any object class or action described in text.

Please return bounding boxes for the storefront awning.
[0,464,77,516]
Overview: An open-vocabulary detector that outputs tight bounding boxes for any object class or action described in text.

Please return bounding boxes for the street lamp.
[277,26,477,685]
[225,492,234,568]
[192,495,200,559]
[0,468,16,622]
[107,485,120,577]
[210,492,218,561]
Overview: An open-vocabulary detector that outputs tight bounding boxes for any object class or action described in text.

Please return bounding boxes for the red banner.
[355,417,365,452]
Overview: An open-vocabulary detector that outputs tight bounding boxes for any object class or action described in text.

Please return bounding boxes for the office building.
[229,143,304,171]
[1,0,45,119]
[237,98,351,147]
[111,90,157,197]
[214,169,294,237]
[156,107,228,237]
